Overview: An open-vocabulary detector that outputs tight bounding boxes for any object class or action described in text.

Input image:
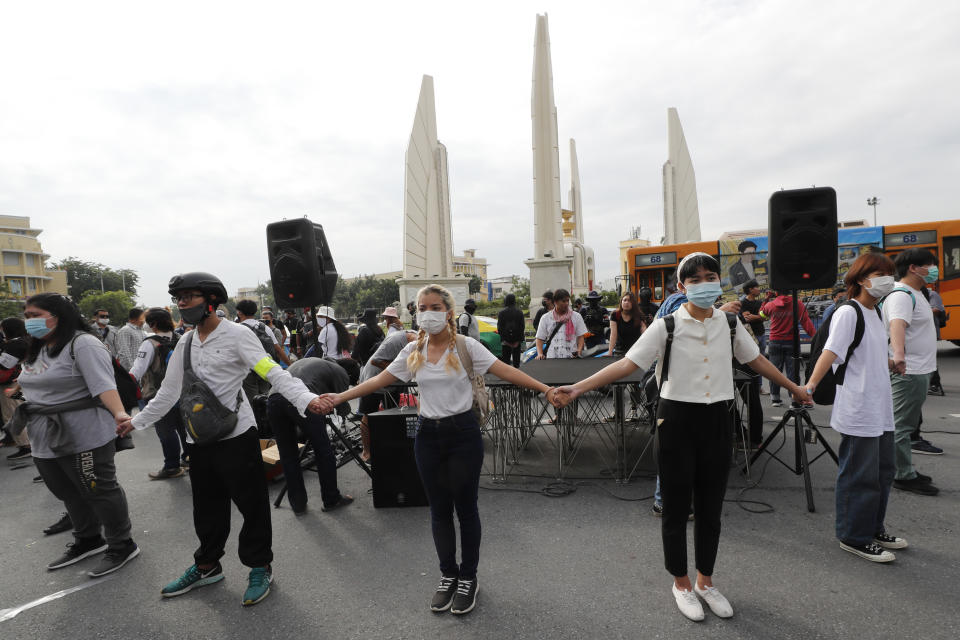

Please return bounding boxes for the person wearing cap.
[314,307,354,359]
[117,272,329,607]
[352,308,384,366]
[382,307,404,336]
[458,299,480,340]
[581,290,610,349]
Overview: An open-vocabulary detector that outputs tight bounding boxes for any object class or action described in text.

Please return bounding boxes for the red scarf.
[552,308,576,341]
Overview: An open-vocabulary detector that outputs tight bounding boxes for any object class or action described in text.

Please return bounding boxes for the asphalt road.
[1,345,958,639]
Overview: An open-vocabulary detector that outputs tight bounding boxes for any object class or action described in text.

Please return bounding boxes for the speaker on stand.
[368,407,428,508]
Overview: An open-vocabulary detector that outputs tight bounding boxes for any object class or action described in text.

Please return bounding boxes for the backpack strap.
[724,311,737,355]
[834,301,866,385]
[182,331,195,374]
[659,315,676,387]
[881,287,916,311]
[454,334,475,381]
[542,317,566,354]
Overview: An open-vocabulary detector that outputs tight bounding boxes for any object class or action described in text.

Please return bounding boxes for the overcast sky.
[1,1,958,307]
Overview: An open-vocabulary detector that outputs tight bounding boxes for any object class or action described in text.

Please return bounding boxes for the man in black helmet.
[118,272,329,607]
[581,290,609,349]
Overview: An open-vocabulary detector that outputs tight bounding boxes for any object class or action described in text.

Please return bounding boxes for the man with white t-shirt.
[535,289,587,359]
[883,248,940,496]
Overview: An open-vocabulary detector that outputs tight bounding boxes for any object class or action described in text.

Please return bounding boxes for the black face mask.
[180,302,209,326]
[465,305,476,314]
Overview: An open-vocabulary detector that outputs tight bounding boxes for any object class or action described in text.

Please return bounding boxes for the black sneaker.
[450,578,478,615]
[874,532,908,550]
[43,512,73,536]
[88,540,140,578]
[430,575,458,612]
[6,446,32,461]
[911,440,943,455]
[321,495,354,512]
[149,467,185,480]
[928,385,945,396]
[771,399,783,408]
[839,541,895,563]
[914,471,933,484]
[47,536,107,570]
[893,476,940,496]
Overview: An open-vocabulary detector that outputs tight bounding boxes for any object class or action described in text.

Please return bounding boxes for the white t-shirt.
[625,305,760,404]
[823,302,894,437]
[882,283,937,374]
[536,312,588,358]
[317,323,339,357]
[458,313,480,340]
[386,335,497,419]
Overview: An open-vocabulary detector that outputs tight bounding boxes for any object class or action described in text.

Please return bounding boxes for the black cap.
[586,290,601,301]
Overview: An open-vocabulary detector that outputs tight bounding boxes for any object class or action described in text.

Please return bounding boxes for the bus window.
[944,236,960,280]
[653,270,664,300]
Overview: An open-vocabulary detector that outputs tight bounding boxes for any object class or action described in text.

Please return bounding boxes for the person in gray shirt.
[267,357,359,513]
[20,293,139,578]
[357,330,417,460]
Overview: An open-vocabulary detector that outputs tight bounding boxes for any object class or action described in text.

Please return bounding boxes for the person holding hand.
[806,252,907,563]
[318,284,561,616]
[553,253,810,623]
[19,293,139,578]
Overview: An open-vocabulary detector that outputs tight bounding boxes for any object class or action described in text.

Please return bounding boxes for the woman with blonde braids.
[318,284,559,616]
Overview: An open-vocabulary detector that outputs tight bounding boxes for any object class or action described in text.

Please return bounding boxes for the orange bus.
[627,221,960,344]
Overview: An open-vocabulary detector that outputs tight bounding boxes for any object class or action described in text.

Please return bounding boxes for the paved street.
[2,346,958,639]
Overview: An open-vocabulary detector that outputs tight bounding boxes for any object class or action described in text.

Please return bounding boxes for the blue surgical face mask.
[25,317,53,339]
[685,282,723,309]
[922,266,939,283]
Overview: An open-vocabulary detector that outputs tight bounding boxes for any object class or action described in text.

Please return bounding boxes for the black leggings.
[655,399,732,577]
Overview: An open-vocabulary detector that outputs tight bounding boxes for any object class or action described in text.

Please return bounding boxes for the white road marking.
[0,574,117,622]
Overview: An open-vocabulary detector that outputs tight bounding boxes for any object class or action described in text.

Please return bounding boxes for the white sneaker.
[672,583,704,621]
[695,584,734,618]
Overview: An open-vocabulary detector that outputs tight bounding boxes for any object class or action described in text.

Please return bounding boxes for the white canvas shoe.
[672,583,704,621]
[695,584,734,618]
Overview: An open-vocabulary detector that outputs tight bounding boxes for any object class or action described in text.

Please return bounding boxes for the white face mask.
[317,318,328,328]
[418,310,449,335]
[865,275,895,299]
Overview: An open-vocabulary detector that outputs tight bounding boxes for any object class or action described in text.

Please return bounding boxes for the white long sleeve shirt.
[131,320,317,441]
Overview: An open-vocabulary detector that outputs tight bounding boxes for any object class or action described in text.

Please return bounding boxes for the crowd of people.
[0,249,950,621]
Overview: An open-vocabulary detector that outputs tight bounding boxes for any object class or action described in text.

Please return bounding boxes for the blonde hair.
[406,284,462,376]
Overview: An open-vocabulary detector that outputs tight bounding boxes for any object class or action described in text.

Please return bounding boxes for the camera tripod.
[742,289,838,513]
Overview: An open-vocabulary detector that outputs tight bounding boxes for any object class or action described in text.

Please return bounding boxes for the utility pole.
[866,196,879,226]
[100,270,104,292]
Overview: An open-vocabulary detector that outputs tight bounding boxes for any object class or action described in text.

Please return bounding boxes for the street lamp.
[866,197,879,227]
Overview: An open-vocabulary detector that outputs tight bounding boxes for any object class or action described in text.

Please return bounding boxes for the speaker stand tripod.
[742,289,838,512]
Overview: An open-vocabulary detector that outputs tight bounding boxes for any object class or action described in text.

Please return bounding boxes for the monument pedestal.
[397,276,471,322]
[524,256,573,319]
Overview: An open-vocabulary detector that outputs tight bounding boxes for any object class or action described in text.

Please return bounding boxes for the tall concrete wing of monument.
[662,107,702,244]
[525,13,573,317]
[563,138,595,294]
[397,75,468,314]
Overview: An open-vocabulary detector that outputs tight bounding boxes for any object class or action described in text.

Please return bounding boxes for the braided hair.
[406,284,462,375]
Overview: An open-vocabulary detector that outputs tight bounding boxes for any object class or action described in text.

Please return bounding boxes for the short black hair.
[236,299,258,317]
[678,254,721,283]
[832,285,846,298]
[542,290,554,301]
[553,288,571,302]
[1,317,26,338]
[144,307,175,332]
[738,240,757,254]
[504,293,516,306]
[894,248,937,279]
[95,309,108,316]
[128,307,143,321]
[742,279,759,295]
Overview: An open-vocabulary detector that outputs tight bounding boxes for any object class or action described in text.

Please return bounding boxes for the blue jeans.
[415,411,484,579]
[267,394,342,510]
[767,340,795,402]
[836,431,895,546]
[155,403,186,471]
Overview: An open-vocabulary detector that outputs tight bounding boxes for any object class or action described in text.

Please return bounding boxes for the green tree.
[51,257,139,301]
[468,275,484,296]
[510,276,531,311]
[78,290,136,326]
[255,282,276,311]
[600,290,621,306]
[0,281,23,319]
[330,276,400,320]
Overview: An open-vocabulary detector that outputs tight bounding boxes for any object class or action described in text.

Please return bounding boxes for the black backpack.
[244,321,275,356]
[641,311,738,419]
[140,334,179,400]
[805,301,880,405]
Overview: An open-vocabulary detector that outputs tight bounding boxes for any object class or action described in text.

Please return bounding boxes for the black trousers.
[655,399,732,577]
[186,427,273,568]
[500,343,522,368]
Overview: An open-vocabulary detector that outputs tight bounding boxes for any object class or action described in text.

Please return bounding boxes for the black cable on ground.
[727,423,789,514]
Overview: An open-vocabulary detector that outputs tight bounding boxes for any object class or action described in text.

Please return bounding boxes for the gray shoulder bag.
[179,332,243,445]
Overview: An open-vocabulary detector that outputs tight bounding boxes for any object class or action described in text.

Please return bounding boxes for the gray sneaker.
[88,540,140,578]
[47,536,107,570]
[149,467,185,480]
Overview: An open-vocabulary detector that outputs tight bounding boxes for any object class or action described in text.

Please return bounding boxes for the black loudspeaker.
[266,218,338,308]
[768,187,838,290]
[368,407,428,509]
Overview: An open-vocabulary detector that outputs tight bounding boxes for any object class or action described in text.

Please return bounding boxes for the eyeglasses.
[171,292,204,304]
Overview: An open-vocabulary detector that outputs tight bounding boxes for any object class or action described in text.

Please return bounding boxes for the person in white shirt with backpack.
[317,284,561,616]
[807,253,908,563]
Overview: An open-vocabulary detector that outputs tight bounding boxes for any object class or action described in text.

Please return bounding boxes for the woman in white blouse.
[318,284,558,616]
[806,252,906,563]
[556,253,810,622]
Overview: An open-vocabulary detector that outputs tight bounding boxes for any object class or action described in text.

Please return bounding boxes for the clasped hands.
[546,386,579,408]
